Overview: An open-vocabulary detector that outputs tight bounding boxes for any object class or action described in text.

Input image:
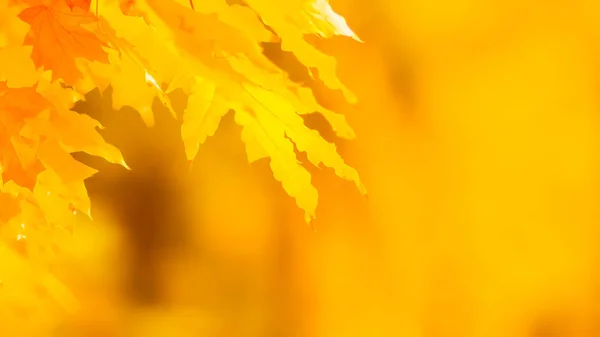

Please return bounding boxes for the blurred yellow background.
[10,0,600,336]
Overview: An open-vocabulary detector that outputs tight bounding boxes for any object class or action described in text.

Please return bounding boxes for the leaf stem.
[189,0,195,10]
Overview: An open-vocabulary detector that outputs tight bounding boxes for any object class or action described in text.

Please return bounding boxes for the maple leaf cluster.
[0,0,365,320]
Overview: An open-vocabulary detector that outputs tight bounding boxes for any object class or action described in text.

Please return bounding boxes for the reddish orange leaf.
[18,0,109,84]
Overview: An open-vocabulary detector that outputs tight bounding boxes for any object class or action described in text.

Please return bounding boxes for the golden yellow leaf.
[234,106,319,221]
[38,139,98,183]
[245,0,361,102]
[243,84,365,194]
[181,77,230,161]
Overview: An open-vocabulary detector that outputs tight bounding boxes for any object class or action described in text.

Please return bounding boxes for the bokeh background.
[10,0,600,336]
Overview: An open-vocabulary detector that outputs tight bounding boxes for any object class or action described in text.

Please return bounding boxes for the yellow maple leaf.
[230,83,365,221]
[235,107,319,221]
[243,84,364,193]
[245,0,361,102]
[181,77,229,160]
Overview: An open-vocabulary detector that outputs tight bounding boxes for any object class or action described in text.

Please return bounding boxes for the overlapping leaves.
[0,0,364,318]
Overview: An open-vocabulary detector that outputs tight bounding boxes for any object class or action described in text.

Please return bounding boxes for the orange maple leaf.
[18,0,109,84]
[0,138,46,190]
[0,83,49,189]
[0,82,48,124]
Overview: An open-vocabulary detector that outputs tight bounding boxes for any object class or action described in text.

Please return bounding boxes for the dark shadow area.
[71,87,190,307]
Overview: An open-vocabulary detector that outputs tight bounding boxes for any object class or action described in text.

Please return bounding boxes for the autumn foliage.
[0,0,364,323]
